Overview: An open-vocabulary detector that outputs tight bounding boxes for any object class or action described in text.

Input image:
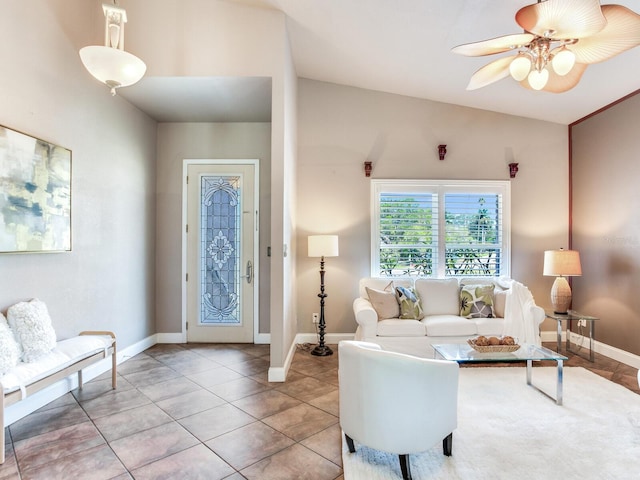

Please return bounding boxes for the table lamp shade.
[543,249,582,277]
[543,249,581,314]
[308,235,339,258]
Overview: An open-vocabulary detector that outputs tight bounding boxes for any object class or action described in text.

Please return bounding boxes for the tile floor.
[0,340,638,479]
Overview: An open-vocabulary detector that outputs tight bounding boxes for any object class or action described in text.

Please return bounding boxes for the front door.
[185,161,258,343]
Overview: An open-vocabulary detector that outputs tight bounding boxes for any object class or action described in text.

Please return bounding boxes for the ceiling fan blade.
[516,0,606,39]
[570,5,640,64]
[466,56,514,90]
[452,33,534,57]
[520,63,588,93]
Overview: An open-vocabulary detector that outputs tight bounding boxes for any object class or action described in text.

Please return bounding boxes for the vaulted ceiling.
[122,0,640,125]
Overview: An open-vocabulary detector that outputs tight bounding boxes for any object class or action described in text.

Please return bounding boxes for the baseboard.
[267,333,355,383]
[156,332,186,344]
[4,334,158,426]
[541,329,640,369]
[156,332,270,345]
[295,333,355,345]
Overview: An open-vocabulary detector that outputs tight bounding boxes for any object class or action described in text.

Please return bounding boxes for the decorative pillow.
[366,282,400,320]
[0,312,21,375]
[460,284,495,319]
[395,286,424,320]
[493,289,507,318]
[7,299,57,363]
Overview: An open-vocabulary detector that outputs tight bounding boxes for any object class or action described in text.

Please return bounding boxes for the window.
[371,180,510,278]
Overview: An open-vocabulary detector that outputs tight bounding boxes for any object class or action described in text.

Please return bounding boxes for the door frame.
[181,159,260,343]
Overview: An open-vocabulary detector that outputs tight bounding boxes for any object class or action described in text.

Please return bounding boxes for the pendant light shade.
[79,3,146,96]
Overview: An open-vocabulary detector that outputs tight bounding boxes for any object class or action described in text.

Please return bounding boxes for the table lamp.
[543,249,582,314]
[308,235,339,356]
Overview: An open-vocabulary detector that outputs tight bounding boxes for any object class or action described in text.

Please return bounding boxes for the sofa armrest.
[353,297,378,338]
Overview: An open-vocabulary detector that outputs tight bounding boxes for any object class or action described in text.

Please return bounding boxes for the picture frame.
[0,125,71,253]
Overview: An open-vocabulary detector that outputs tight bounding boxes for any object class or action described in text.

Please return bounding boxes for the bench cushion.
[1,335,114,394]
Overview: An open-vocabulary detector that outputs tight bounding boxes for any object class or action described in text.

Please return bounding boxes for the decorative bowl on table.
[467,335,520,353]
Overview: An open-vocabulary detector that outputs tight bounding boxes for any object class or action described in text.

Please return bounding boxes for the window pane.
[372,180,510,278]
[444,194,502,276]
[379,194,437,277]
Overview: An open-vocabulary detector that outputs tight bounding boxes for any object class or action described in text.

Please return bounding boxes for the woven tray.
[467,339,520,353]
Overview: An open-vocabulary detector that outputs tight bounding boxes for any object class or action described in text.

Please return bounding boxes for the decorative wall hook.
[364,161,372,177]
[438,144,447,161]
[509,162,519,178]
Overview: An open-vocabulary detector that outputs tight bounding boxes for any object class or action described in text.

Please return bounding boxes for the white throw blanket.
[496,276,543,345]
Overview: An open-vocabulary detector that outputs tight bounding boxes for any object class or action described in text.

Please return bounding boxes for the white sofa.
[353,277,544,358]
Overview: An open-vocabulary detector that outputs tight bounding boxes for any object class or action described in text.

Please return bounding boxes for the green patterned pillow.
[460,284,495,318]
[395,286,424,320]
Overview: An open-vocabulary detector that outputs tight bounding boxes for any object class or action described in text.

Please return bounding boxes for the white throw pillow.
[0,312,21,375]
[366,282,400,319]
[7,299,57,363]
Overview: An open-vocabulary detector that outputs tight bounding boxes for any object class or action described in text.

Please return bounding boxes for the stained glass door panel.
[186,162,256,343]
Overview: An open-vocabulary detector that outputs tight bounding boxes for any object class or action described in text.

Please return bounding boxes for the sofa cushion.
[395,286,424,319]
[377,319,426,337]
[423,315,477,337]
[7,299,57,363]
[460,284,495,318]
[366,283,400,319]
[0,313,20,376]
[475,317,505,336]
[415,278,460,316]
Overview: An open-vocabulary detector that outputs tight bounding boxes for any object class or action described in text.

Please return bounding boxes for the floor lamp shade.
[308,235,339,258]
[543,249,582,313]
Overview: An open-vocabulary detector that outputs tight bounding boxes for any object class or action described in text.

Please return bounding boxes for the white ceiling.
[120,0,640,125]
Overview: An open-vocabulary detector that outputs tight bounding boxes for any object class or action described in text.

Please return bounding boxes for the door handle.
[242,260,253,284]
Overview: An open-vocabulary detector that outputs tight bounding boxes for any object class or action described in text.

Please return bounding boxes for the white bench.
[1,331,116,464]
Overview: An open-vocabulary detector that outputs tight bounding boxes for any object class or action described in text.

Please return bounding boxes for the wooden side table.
[545,310,598,362]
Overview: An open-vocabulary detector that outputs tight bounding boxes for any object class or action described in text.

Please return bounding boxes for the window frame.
[371,179,511,278]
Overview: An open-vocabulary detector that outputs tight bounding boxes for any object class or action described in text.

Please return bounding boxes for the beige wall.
[122,0,296,370]
[155,123,272,335]
[296,79,570,335]
[0,0,157,348]
[571,93,640,356]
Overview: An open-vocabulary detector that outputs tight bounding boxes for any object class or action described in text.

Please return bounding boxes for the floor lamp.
[308,235,339,356]
[543,249,582,314]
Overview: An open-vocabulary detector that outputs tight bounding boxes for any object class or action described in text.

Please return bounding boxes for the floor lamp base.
[311,344,333,356]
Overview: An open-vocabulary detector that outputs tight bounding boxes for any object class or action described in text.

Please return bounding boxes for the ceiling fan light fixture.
[509,54,532,81]
[452,0,640,93]
[551,47,576,76]
[528,68,549,90]
[79,2,146,96]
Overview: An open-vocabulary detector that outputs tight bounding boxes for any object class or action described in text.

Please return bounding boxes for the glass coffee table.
[432,343,568,405]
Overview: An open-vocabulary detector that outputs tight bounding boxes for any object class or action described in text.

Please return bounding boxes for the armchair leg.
[399,454,413,480]
[443,433,453,456]
[345,433,356,453]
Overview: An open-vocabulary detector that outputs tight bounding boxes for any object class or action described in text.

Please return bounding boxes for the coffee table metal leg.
[526,358,563,406]
[557,359,563,406]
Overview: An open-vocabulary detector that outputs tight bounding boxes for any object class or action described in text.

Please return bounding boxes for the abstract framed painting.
[0,126,71,253]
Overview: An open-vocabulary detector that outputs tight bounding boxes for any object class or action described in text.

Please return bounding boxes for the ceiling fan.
[452,0,640,92]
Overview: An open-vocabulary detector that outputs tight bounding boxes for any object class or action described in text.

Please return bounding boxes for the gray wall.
[0,0,158,348]
[571,92,640,356]
[155,123,272,335]
[295,79,570,335]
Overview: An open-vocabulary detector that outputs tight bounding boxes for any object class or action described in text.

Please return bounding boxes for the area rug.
[342,367,640,479]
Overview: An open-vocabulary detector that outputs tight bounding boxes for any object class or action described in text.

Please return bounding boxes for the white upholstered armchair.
[339,341,459,480]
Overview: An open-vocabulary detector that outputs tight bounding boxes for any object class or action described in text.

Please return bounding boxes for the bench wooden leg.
[111,343,117,389]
